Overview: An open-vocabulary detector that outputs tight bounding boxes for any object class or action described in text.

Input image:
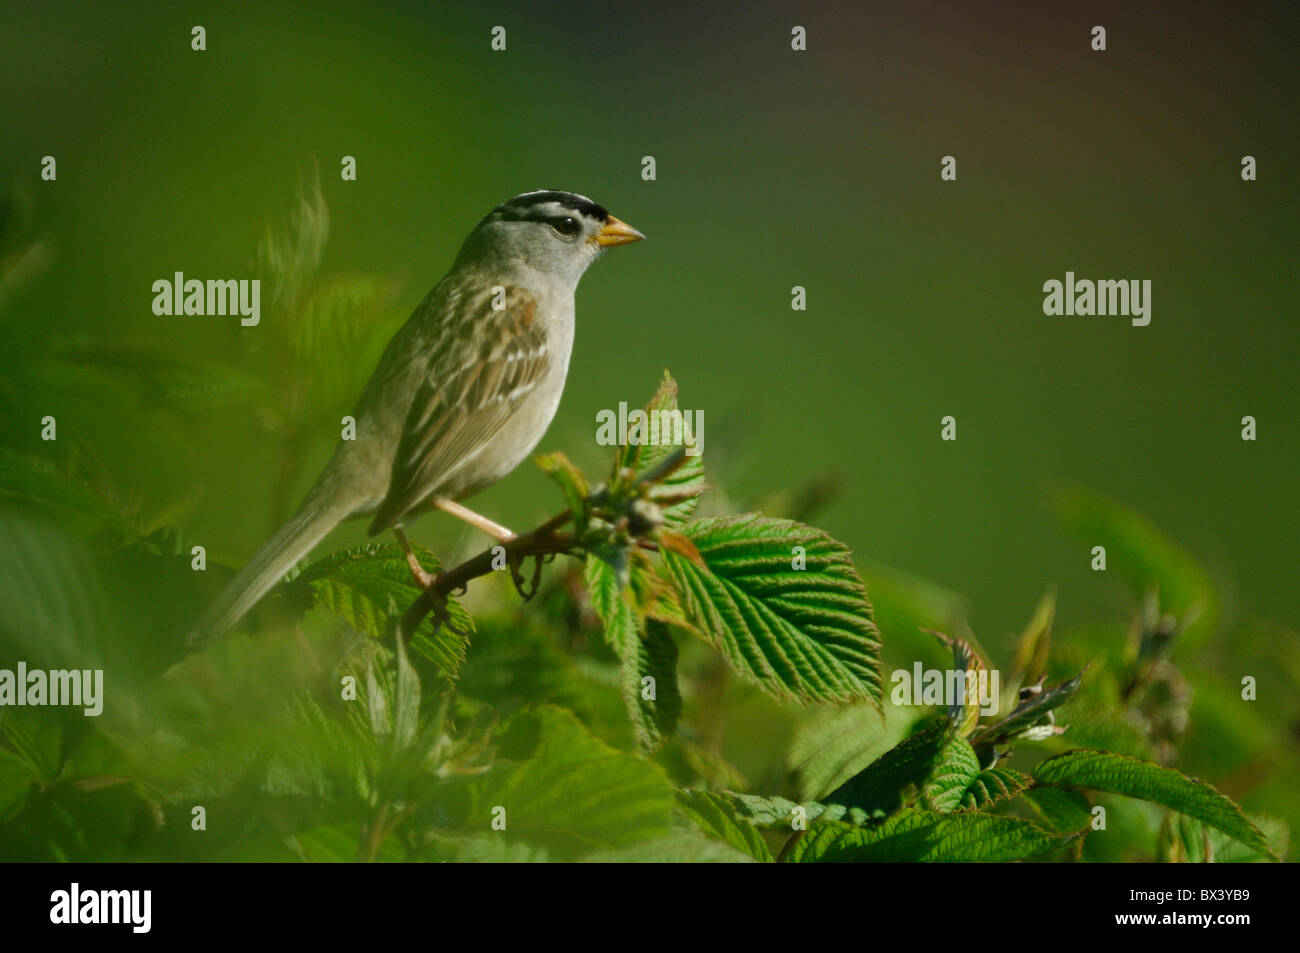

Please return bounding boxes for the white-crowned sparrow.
[192,190,644,642]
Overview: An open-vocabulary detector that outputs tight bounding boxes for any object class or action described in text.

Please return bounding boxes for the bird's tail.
[188,496,353,647]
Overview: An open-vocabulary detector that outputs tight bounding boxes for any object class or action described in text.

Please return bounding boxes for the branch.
[398,509,576,640]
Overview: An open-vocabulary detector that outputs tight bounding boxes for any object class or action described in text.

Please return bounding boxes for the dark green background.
[3,0,1295,646]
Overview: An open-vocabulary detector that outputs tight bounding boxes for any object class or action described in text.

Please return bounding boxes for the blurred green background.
[0,0,1296,856]
[4,0,1294,634]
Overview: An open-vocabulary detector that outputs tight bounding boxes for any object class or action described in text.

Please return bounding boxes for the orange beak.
[593,215,645,247]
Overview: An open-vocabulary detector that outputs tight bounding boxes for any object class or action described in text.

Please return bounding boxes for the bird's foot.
[506,550,545,602]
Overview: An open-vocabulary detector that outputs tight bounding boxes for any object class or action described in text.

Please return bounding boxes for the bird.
[190,189,644,644]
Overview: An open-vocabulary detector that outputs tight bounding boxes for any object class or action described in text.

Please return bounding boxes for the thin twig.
[398,509,576,640]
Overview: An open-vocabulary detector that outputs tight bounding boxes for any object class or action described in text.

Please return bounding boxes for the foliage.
[0,185,1291,863]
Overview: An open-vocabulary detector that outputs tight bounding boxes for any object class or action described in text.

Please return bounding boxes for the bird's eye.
[552,216,580,237]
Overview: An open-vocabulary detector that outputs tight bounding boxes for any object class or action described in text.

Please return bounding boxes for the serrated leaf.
[786,810,1075,863]
[585,556,682,751]
[959,765,1032,811]
[828,721,953,817]
[662,514,882,706]
[463,706,675,859]
[291,543,472,674]
[1034,749,1274,858]
[614,371,704,526]
[675,790,775,861]
[923,734,981,813]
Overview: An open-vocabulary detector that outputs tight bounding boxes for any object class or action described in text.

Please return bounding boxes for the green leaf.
[49,338,271,414]
[923,734,981,813]
[970,668,1085,746]
[1020,785,1094,834]
[585,556,682,751]
[0,448,133,537]
[786,811,1075,863]
[828,721,953,817]
[675,790,775,861]
[614,371,704,526]
[1010,588,1056,685]
[462,706,675,859]
[291,543,472,675]
[583,830,756,862]
[291,822,401,862]
[450,836,551,863]
[927,629,989,735]
[535,451,589,531]
[959,766,1032,811]
[662,514,882,706]
[696,791,862,828]
[1159,812,1289,863]
[788,702,913,801]
[1034,749,1274,857]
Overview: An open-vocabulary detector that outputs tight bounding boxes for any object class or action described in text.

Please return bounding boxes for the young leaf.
[923,734,982,813]
[1034,749,1275,858]
[662,514,882,707]
[786,810,1075,863]
[615,370,704,526]
[1010,588,1056,686]
[675,790,775,862]
[290,543,472,674]
[959,765,1032,811]
[970,668,1085,746]
[585,556,682,751]
[926,629,989,735]
[535,451,589,531]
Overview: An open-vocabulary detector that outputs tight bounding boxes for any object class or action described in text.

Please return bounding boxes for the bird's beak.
[593,215,645,247]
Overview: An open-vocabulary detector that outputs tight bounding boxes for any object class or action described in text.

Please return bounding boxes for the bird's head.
[457,189,644,283]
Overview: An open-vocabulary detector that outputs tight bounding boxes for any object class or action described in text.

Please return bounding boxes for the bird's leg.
[392,525,458,632]
[433,498,516,543]
[392,526,438,590]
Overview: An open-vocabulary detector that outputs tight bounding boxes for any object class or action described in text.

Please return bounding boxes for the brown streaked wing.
[368,287,550,534]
